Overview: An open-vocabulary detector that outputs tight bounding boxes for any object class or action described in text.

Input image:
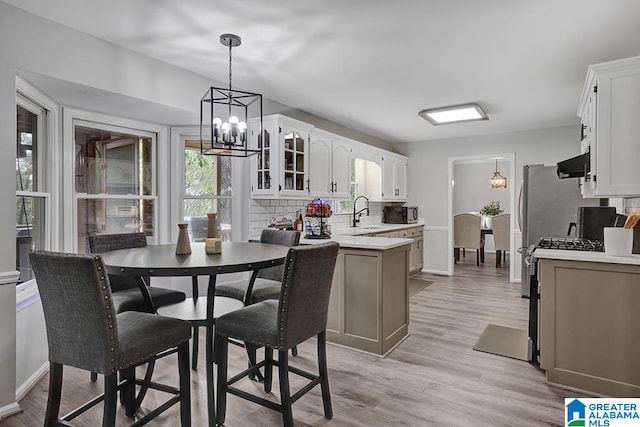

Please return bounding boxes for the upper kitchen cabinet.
[578,56,640,197]
[249,115,277,198]
[250,114,408,201]
[249,115,312,199]
[381,154,408,201]
[308,130,352,199]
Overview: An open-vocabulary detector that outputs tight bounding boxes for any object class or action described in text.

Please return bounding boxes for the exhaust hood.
[557,151,590,179]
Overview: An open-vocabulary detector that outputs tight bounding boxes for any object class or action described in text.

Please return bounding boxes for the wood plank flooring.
[3,253,590,426]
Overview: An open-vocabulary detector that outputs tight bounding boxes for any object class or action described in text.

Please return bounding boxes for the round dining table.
[100,241,290,426]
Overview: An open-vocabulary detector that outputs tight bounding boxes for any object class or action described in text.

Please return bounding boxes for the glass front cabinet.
[250,115,312,198]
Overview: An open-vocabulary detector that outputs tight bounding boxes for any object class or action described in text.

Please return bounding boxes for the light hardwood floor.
[3,253,589,426]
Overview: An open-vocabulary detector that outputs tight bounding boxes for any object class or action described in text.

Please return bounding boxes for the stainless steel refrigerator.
[519,164,600,296]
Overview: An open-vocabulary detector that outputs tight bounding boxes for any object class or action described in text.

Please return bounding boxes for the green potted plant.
[479,201,504,229]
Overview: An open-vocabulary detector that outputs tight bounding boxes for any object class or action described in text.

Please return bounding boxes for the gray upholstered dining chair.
[214,242,339,427]
[29,250,192,426]
[212,228,301,372]
[453,213,485,266]
[492,213,510,267]
[215,228,301,304]
[86,232,188,381]
[86,232,187,313]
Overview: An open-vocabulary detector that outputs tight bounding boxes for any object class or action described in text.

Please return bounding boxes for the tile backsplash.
[249,199,384,238]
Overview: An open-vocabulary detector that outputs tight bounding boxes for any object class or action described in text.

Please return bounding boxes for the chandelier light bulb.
[229,116,239,125]
[221,122,230,133]
[212,117,222,128]
[238,122,247,132]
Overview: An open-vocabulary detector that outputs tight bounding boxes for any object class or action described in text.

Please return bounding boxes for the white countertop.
[251,221,422,250]
[300,234,413,250]
[534,249,640,266]
[343,220,425,236]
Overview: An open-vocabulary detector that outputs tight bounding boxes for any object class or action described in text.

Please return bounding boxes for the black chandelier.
[200,34,262,157]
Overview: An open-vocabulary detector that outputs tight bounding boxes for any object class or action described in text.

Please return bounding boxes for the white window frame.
[170,126,246,242]
[63,109,171,250]
[15,78,58,289]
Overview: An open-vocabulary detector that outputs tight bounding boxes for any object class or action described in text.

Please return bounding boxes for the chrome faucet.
[352,196,370,227]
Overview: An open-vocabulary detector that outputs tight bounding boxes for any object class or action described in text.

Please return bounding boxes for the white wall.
[398,125,582,274]
[453,160,510,215]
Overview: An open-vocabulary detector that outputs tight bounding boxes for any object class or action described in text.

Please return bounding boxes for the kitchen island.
[535,249,640,396]
[301,232,413,355]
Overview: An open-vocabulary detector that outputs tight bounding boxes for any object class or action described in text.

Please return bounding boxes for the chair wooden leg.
[103,373,117,427]
[191,326,199,371]
[90,372,98,382]
[121,367,136,417]
[496,250,501,267]
[476,249,480,266]
[278,350,294,427]
[462,248,466,258]
[45,362,63,425]
[317,331,333,419]
[246,343,265,382]
[215,334,228,427]
[480,248,485,263]
[177,341,191,427]
[191,275,200,371]
[291,346,298,357]
[264,347,273,393]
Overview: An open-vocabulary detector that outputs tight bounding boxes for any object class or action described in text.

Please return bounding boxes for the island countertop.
[533,248,640,266]
[251,221,422,250]
[299,234,413,250]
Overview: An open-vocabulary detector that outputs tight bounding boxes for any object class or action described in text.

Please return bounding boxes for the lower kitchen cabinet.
[373,225,424,275]
[539,258,640,396]
[327,244,410,355]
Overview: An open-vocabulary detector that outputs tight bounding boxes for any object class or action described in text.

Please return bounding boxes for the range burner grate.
[536,237,604,252]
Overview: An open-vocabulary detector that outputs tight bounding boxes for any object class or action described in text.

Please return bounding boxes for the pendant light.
[489,159,507,189]
[200,34,262,157]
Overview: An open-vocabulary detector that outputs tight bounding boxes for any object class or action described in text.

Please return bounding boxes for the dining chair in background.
[454,213,485,266]
[491,213,510,267]
[86,232,188,380]
[215,228,301,304]
[29,251,192,426]
[214,242,339,427]
[86,232,187,313]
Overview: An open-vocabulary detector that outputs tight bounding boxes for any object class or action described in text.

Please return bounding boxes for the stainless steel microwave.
[382,206,418,224]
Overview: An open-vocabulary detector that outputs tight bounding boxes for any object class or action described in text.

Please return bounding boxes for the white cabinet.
[249,116,277,198]
[578,56,640,197]
[308,130,352,199]
[280,122,311,197]
[381,154,408,201]
[250,114,409,201]
[249,115,312,199]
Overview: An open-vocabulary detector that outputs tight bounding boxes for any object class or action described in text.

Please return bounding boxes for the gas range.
[535,237,604,252]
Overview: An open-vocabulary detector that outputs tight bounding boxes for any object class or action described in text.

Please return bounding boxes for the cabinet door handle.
[333,182,337,192]
[306,179,310,192]
[580,124,587,141]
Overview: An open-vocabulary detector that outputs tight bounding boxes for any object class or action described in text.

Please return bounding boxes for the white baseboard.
[15,361,48,402]
[423,268,450,276]
[0,402,22,420]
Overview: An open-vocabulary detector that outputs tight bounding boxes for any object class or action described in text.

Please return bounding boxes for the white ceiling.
[5,0,640,144]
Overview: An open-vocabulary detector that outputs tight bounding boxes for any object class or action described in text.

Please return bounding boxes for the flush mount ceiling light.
[200,33,262,157]
[489,159,507,189]
[418,103,488,126]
